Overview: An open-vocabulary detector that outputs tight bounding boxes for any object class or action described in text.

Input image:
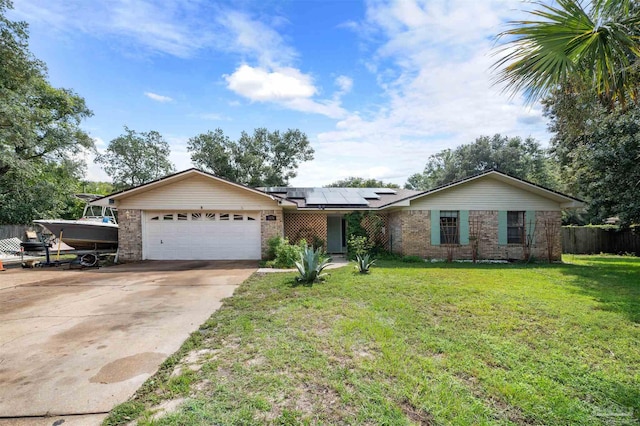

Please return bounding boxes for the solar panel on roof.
[357,189,381,199]
[373,188,397,194]
[263,187,290,193]
[324,192,346,201]
[301,187,369,205]
[346,198,369,205]
[306,193,327,204]
[287,190,307,199]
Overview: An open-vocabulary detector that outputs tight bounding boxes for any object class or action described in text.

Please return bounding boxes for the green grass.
[104,255,640,425]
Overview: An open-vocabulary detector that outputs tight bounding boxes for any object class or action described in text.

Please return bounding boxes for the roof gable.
[91,168,281,207]
[382,170,583,210]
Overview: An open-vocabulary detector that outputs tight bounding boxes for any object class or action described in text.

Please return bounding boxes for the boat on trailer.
[34,194,119,251]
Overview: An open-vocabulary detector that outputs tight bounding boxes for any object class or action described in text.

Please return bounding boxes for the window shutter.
[430,209,440,246]
[459,210,469,245]
[525,211,536,241]
[498,211,508,245]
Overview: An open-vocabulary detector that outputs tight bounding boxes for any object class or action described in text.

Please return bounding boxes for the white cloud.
[225,65,316,101]
[11,1,298,62]
[12,0,214,58]
[83,138,111,182]
[92,136,106,148]
[291,0,550,186]
[162,135,193,172]
[16,0,550,187]
[335,75,353,94]
[225,65,347,119]
[144,92,173,103]
[15,1,350,120]
[335,75,353,93]
[197,113,230,121]
[216,10,297,68]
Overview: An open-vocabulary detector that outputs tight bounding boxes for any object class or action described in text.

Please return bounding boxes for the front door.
[327,216,345,253]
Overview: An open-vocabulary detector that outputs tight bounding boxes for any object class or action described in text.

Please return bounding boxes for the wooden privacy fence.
[0,225,37,241]
[562,226,640,254]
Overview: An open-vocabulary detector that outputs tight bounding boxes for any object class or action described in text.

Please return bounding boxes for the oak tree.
[95,126,175,190]
[188,128,314,187]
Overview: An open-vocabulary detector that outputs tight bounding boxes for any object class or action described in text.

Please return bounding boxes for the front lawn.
[105,255,640,425]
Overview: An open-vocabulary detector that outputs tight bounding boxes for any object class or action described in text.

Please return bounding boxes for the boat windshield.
[82,204,118,224]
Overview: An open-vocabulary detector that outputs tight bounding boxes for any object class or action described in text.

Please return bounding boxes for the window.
[162,214,173,221]
[205,213,216,220]
[440,211,459,244]
[177,213,187,221]
[247,216,256,221]
[219,213,229,221]
[507,211,525,244]
[150,216,159,221]
[191,213,201,221]
[233,214,243,221]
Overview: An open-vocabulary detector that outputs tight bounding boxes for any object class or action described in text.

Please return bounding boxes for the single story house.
[92,168,583,262]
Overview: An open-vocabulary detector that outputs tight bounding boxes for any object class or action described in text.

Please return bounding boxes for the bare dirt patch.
[90,352,167,384]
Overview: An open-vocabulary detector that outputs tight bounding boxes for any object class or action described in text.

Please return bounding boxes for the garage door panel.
[144,212,261,260]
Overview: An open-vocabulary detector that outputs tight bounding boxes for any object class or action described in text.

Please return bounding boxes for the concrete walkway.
[0,260,256,423]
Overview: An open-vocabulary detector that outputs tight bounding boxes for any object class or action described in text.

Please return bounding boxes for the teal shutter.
[498,211,508,245]
[526,211,536,242]
[431,209,440,246]
[459,210,469,244]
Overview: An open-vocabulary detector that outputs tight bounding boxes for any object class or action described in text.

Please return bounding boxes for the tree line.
[1,0,638,227]
[95,126,314,190]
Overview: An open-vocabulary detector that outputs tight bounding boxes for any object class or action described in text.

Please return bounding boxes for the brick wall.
[470,210,499,259]
[396,210,430,257]
[260,210,284,259]
[284,213,327,247]
[118,209,142,262]
[395,209,563,261]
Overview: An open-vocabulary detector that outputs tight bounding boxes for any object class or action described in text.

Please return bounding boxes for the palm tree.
[493,0,640,107]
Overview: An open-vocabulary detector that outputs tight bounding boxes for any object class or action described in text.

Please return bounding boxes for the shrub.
[275,241,302,268]
[402,255,424,263]
[345,211,387,255]
[375,251,401,261]
[355,254,376,274]
[295,246,332,284]
[347,235,372,259]
[266,236,284,260]
[267,237,307,268]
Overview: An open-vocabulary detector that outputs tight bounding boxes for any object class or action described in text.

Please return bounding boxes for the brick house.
[92,168,582,262]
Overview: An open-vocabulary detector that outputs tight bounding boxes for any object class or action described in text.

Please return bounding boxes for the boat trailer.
[20,240,116,269]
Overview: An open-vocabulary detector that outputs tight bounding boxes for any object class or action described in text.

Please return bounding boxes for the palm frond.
[492,0,640,105]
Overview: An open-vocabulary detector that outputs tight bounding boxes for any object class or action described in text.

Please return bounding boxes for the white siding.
[117,175,280,211]
[406,176,560,211]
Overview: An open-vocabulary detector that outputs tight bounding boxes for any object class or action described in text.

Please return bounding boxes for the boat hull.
[34,220,119,251]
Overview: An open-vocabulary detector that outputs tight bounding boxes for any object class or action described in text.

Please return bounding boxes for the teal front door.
[327,216,345,253]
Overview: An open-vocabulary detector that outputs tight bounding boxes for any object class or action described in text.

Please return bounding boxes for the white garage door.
[144,212,261,260]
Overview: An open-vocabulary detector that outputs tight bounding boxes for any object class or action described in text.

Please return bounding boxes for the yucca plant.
[355,254,376,274]
[295,246,332,284]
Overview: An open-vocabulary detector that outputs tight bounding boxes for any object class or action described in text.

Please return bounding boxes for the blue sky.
[11,0,547,186]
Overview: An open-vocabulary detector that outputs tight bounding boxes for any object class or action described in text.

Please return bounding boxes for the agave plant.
[355,254,376,274]
[295,246,332,284]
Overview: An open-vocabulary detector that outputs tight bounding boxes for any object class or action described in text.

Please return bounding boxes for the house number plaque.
[265,215,277,221]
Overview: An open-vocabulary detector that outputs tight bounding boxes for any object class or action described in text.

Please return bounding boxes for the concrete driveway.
[0,261,256,424]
